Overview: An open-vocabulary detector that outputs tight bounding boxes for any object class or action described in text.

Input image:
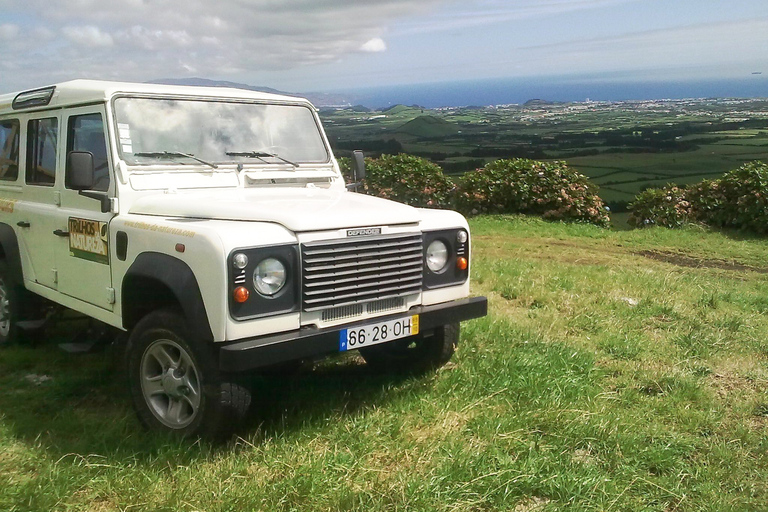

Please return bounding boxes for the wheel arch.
[122,252,213,341]
[0,223,24,285]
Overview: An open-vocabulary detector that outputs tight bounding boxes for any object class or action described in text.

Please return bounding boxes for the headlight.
[233,253,249,269]
[426,240,449,273]
[253,258,286,296]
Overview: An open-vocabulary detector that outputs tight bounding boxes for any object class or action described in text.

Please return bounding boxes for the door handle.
[16,221,30,228]
[53,229,70,237]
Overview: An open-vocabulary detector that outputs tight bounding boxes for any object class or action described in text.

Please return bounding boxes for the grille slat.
[302,233,423,312]
[303,238,422,256]
[304,268,421,288]
[304,283,422,306]
[303,246,423,265]
[303,253,422,274]
[305,276,423,297]
[306,290,422,312]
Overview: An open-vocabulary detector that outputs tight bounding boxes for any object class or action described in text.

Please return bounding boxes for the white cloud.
[394,0,638,35]
[361,38,387,53]
[62,25,114,47]
[513,18,768,78]
[0,0,451,91]
[0,23,19,40]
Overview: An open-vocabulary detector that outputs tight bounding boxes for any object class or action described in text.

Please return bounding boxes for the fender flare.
[122,252,213,341]
[0,223,24,285]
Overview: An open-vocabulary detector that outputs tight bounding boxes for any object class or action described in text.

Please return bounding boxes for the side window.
[0,119,19,181]
[26,117,58,186]
[67,113,110,192]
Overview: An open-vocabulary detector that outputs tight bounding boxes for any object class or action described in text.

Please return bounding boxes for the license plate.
[339,315,420,352]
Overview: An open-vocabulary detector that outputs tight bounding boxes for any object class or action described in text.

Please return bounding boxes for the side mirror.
[66,151,95,190]
[351,150,366,181]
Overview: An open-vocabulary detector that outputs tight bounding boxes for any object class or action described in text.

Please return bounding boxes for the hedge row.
[628,161,768,234]
[339,154,610,227]
[340,153,768,234]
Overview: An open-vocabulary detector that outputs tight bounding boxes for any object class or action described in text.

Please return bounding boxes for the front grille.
[321,304,364,322]
[367,297,404,314]
[302,233,423,312]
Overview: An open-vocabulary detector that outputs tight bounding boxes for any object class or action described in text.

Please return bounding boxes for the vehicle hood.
[128,188,422,231]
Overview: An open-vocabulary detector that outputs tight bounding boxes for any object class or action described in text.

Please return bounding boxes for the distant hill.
[383,104,419,114]
[524,98,563,107]
[394,115,460,138]
[147,77,353,108]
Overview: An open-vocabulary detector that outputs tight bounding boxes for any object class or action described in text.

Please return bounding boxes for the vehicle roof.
[0,79,310,114]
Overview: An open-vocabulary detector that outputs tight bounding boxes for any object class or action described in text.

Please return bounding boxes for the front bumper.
[219,296,488,372]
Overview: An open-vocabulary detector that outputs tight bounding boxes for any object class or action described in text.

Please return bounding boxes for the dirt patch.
[514,496,551,512]
[475,237,625,268]
[636,250,768,274]
[407,410,470,445]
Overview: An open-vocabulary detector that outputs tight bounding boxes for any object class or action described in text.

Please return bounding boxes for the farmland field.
[321,98,768,209]
[3,216,768,511]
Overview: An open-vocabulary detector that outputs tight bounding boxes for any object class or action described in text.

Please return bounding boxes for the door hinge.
[107,287,116,305]
[52,269,58,285]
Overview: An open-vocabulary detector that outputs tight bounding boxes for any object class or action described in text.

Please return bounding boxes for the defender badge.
[347,227,382,237]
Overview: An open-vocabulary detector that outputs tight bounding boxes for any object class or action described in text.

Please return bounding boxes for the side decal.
[0,199,17,213]
[68,217,109,264]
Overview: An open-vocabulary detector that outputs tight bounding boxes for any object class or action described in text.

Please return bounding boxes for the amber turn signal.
[457,257,468,271]
[233,286,250,303]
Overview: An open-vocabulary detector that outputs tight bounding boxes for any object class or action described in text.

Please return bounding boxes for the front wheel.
[0,261,21,346]
[126,310,251,438]
[360,323,459,373]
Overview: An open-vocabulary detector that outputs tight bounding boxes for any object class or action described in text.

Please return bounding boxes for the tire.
[360,323,459,373]
[125,310,251,439]
[0,260,21,346]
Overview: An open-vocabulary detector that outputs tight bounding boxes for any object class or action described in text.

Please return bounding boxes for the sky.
[1,0,768,95]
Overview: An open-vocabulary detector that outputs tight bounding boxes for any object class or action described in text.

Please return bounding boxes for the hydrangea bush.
[695,161,768,234]
[455,159,610,226]
[628,161,768,234]
[339,154,611,226]
[627,185,692,228]
[338,154,455,209]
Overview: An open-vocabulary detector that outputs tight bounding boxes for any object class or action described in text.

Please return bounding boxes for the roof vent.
[12,86,56,110]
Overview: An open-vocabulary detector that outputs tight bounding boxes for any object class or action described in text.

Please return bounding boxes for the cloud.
[0,23,19,40]
[0,0,451,91]
[394,0,638,35]
[361,38,387,53]
[513,18,768,78]
[62,25,114,47]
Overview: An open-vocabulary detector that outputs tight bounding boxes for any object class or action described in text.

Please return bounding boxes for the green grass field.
[3,216,768,510]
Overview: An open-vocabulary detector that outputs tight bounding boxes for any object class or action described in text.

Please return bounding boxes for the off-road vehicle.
[0,80,487,437]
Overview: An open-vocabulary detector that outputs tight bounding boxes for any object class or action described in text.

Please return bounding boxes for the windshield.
[113,97,329,166]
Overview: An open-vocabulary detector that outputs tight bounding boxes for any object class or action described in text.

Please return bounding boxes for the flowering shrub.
[627,185,692,228]
[693,161,768,234]
[455,159,610,227]
[628,161,768,234]
[339,154,455,209]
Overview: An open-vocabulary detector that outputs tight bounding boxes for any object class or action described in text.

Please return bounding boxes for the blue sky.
[1,0,767,94]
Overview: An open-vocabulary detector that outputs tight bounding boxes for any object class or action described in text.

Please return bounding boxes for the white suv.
[0,80,487,437]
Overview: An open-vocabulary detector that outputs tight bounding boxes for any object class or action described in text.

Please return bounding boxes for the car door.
[15,114,60,289]
[54,107,115,310]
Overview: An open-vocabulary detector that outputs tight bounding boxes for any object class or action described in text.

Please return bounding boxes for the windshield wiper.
[133,151,218,169]
[225,151,298,168]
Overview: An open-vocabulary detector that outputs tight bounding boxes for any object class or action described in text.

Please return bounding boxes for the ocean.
[339,75,768,109]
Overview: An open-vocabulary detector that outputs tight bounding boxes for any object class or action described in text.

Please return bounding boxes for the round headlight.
[426,240,449,273]
[233,253,249,269]
[253,258,286,296]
